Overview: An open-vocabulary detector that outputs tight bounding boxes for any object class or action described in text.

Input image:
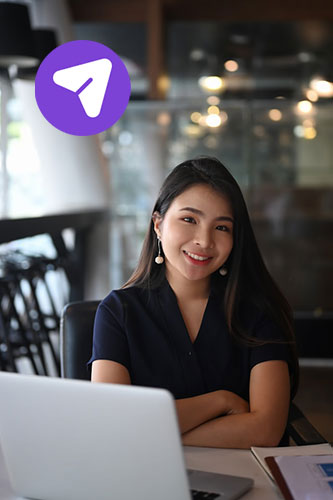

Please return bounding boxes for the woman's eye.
[183,217,195,223]
[216,225,229,232]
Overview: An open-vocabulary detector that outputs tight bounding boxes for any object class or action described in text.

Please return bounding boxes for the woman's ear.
[152,211,162,238]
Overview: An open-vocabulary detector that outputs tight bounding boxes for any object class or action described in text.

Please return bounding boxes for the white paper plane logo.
[53,58,112,118]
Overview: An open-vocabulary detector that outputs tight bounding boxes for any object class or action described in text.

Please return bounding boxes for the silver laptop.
[0,373,253,500]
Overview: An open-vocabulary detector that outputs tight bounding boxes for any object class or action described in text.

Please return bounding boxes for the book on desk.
[251,443,333,500]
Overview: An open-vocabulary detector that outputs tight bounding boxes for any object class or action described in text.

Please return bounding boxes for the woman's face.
[153,183,234,288]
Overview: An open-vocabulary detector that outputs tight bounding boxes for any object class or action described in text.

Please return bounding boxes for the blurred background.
[0,0,332,440]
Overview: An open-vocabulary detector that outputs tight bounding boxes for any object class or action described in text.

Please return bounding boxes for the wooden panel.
[164,0,333,21]
[147,0,166,99]
[69,0,333,22]
[68,0,147,22]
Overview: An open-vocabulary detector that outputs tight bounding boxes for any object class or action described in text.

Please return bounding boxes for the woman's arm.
[91,359,248,432]
[91,359,290,448]
[91,360,249,434]
[175,390,248,434]
[182,360,290,448]
[91,359,131,384]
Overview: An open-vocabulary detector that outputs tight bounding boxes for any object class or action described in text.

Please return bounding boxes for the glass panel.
[104,99,333,312]
[6,95,44,218]
[73,22,148,98]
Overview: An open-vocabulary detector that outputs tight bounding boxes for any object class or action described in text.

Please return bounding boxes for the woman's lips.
[183,250,213,266]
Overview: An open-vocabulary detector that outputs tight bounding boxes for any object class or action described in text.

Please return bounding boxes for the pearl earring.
[219,266,227,276]
[155,237,164,264]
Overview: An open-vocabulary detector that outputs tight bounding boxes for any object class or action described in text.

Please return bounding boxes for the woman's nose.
[194,228,214,249]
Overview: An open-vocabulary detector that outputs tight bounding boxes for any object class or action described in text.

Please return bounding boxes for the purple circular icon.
[35,40,131,136]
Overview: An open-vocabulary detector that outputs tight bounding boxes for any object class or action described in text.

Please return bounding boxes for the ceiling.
[70,1,333,100]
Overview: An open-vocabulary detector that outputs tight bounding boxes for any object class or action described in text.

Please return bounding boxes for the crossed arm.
[91,359,290,449]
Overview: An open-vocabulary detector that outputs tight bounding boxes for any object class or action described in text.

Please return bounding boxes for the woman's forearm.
[175,390,249,434]
[182,410,287,449]
[182,361,291,449]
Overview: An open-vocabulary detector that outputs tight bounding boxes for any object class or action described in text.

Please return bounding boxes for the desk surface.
[0,443,282,500]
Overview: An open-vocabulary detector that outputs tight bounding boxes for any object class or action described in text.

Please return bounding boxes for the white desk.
[0,443,282,499]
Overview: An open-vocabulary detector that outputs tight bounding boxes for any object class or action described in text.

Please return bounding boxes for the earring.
[155,237,164,264]
[219,266,227,276]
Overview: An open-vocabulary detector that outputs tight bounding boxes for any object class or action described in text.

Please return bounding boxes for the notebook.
[265,454,333,500]
[251,443,333,481]
[0,372,253,500]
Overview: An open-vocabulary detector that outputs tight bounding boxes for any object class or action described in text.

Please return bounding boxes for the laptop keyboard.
[191,490,220,499]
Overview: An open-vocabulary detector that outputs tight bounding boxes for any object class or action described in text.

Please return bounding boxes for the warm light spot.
[253,125,265,138]
[199,115,208,126]
[304,127,317,139]
[156,112,171,126]
[297,100,313,114]
[207,96,220,105]
[205,114,222,127]
[199,76,225,91]
[293,125,317,139]
[224,60,239,72]
[310,78,333,97]
[190,112,202,123]
[220,111,228,123]
[305,89,318,102]
[303,118,315,127]
[157,75,170,94]
[268,109,282,121]
[207,105,220,115]
[183,124,204,137]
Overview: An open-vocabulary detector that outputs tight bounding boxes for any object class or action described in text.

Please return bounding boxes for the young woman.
[89,156,299,448]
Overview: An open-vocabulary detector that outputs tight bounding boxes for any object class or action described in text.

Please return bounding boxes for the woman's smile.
[183,250,213,265]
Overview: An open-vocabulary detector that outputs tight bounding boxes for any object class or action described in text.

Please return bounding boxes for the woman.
[89,156,298,448]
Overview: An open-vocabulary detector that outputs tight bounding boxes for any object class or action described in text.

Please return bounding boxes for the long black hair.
[123,156,299,396]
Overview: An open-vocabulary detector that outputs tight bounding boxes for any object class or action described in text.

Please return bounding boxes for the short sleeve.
[87,293,131,372]
[249,312,291,370]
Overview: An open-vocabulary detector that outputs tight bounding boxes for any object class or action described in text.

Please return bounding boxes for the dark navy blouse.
[88,279,290,401]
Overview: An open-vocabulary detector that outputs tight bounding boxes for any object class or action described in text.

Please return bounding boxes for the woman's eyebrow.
[179,207,234,223]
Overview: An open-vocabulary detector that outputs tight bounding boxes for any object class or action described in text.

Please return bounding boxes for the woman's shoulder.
[100,285,154,310]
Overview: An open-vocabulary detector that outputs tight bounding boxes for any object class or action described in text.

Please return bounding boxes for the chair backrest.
[60,300,99,380]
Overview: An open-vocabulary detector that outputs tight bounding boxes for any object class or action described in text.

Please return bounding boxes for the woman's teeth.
[184,251,210,261]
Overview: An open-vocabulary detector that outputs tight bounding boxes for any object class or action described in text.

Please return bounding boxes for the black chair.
[60,301,328,446]
[60,300,99,380]
[0,251,69,375]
